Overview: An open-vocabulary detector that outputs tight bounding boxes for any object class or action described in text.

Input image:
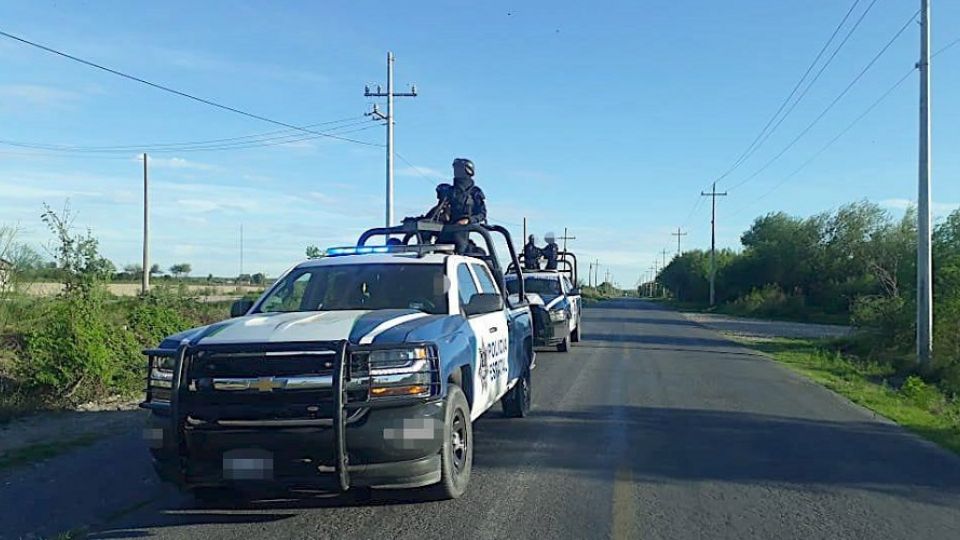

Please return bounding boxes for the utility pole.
[365,52,417,227]
[672,226,687,255]
[650,264,658,298]
[917,0,933,365]
[141,153,149,294]
[239,224,244,281]
[560,227,576,252]
[523,217,527,244]
[588,261,594,287]
[701,181,728,306]
[661,248,669,269]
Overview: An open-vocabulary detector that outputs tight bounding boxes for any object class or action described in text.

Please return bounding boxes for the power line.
[731,68,915,217]
[725,7,919,192]
[716,0,865,183]
[934,35,960,57]
[0,116,361,152]
[680,194,706,228]
[730,31,960,218]
[0,29,383,147]
[741,0,879,171]
[0,119,380,154]
[395,152,442,186]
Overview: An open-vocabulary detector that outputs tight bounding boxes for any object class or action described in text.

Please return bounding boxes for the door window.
[472,264,500,295]
[457,264,480,308]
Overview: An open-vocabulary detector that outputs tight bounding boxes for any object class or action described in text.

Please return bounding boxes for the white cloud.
[142,156,218,171]
[307,192,340,204]
[880,198,912,210]
[398,166,444,180]
[0,84,84,108]
[274,140,317,151]
[881,198,959,216]
[0,181,99,200]
[155,47,329,85]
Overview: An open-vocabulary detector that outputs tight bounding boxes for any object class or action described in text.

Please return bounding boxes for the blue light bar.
[321,244,457,257]
[324,246,390,256]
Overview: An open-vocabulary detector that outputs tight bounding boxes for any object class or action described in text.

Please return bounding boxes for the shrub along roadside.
[0,286,229,421]
[746,337,960,455]
[1,205,235,422]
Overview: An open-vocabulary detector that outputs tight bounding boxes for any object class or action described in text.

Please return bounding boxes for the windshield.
[506,276,562,297]
[257,263,448,315]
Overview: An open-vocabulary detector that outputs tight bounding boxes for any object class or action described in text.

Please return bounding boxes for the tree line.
[656,200,960,391]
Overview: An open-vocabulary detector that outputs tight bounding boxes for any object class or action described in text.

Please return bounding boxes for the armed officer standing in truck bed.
[542,232,559,270]
[523,235,542,270]
[434,158,487,254]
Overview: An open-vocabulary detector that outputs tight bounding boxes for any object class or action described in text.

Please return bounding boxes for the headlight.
[549,309,568,322]
[147,355,175,401]
[354,346,437,398]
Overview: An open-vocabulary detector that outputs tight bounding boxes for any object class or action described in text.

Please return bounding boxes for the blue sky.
[0,1,958,286]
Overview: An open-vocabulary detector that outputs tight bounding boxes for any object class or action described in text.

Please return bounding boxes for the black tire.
[429,385,472,500]
[571,321,582,343]
[556,333,570,352]
[501,366,532,418]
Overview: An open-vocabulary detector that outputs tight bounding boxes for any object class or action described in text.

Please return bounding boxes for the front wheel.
[571,320,582,343]
[501,367,531,418]
[557,333,570,352]
[429,385,473,500]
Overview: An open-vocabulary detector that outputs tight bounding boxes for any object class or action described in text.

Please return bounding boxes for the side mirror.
[569,288,581,296]
[463,293,504,316]
[230,298,254,317]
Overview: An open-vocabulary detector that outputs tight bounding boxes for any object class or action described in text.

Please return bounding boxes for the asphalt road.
[5,299,960,539]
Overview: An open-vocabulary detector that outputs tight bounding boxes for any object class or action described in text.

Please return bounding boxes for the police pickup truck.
[506,251,582,352]
[141,222,533,501]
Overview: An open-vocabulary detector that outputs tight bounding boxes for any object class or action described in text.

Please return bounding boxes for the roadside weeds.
[0,434,100,472]
[737,336,960,456]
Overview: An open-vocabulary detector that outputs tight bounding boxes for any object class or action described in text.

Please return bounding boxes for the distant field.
[20,282,264,298]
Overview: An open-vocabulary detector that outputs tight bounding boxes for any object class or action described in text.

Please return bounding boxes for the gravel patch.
[681,312,852,340]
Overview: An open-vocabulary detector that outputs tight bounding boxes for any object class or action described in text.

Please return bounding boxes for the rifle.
[424,197,451,224]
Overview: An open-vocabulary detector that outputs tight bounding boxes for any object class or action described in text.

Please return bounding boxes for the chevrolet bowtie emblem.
[253,377,282,392]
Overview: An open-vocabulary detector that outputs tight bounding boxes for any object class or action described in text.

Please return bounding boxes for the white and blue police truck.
[506,250,582,352]
[141,222,534,501]
[506,269,582,352]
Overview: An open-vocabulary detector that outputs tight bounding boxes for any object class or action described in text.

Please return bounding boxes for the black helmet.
[453,158,475,177]
[528,234,536,243]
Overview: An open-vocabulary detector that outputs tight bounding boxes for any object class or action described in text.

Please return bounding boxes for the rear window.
[505,276,562,296]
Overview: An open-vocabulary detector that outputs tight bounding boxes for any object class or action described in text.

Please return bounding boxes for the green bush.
[901,375,943,410]
[19,290,142,404]
[127,287,195,346]
[850,295,914,353]
[730,284,807,320]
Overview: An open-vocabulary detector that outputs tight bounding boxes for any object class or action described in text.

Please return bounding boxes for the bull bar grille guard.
[141,339,441,491]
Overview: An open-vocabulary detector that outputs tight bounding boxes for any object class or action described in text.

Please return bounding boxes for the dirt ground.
[681,312,852,341]
[20,282,263,298]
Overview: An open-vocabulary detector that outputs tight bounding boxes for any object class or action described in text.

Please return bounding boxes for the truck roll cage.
[357,220,527,307]
[511,250,579,285]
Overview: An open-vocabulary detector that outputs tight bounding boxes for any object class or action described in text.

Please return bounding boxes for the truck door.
[468,263,511,415]
[563,276,580,332]
[456,263,506,419]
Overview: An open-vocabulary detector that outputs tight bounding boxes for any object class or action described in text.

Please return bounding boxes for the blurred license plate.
[223,449,274,481]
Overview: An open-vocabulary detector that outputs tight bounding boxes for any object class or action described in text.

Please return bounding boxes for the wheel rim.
[451,410,468,474]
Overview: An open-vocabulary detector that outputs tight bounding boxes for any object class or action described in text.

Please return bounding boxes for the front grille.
[190,351,336,379]
[179,342,345,423]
